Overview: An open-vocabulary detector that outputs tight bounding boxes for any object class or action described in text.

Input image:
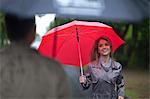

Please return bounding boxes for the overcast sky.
[31,14,55,49]
[35,14,55,37]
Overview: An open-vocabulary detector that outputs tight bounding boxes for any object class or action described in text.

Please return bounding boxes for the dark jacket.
[0,42,71,99]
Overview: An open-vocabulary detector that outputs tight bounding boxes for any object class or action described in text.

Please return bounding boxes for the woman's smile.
[98,39,111,56]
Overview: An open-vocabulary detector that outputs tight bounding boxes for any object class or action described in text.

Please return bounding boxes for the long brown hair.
[90,36,113,63]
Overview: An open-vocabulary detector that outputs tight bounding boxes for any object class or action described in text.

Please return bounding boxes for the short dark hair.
[5,13,35,41]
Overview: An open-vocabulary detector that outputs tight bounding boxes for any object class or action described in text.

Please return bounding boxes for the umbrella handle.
[77,42,84,76]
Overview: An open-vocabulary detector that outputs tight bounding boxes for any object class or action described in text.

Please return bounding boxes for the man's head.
[5,13,36,44]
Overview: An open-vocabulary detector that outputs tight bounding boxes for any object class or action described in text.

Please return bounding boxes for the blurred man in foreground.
[0,13,71,99]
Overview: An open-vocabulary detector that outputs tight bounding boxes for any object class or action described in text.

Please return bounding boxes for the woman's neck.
[100,55,110,64]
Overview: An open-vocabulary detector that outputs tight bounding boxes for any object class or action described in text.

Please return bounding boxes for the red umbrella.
[38,20,124,75]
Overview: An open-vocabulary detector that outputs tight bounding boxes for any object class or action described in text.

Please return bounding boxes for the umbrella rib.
[56,35,76,56]
[56,33,74,37]
[78,29,106,35]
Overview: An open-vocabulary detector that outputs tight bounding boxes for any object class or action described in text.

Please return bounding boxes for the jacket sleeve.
[81,65,92,90]
[116,63,125,97]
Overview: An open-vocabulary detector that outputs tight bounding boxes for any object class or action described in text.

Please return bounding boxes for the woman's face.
[98,39,111,56]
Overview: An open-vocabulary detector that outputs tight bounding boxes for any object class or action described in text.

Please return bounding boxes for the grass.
[125,89,138,99]
[123,68,149,99]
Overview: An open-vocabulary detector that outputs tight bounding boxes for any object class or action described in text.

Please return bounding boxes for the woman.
[79,36,124,99]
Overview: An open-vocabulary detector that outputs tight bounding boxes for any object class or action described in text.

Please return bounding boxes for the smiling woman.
[79,36,125,99]
[98,37,112,58]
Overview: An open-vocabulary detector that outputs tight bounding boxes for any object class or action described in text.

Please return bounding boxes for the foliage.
[126,19,149,68]
[0,12,9,48]
[48,18,73,30]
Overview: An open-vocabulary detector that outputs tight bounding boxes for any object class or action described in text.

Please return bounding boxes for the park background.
[0,13,149,99]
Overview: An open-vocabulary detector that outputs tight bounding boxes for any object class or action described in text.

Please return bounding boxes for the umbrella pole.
[76,26,84,76]
[77,42,84,76]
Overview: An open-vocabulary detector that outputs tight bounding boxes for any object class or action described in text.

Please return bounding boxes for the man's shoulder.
[32,49,59,65]
[0,47,9,54]
[0,47,12,60]
[0,46,64,73]
[34,53,68,80]
[31,49,65,72]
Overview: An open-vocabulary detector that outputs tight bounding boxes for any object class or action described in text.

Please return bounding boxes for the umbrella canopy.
[38,20,124,74]
[0,0,148,21]
[55,0,149,22]
[0,0,55,18]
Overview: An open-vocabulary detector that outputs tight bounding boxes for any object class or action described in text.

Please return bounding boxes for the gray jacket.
[81,58,124,99]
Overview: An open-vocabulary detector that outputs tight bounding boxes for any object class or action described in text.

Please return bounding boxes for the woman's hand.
[118,96,124,99]
[79,75,87,84]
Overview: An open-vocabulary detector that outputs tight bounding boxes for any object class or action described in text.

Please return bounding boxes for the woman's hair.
[90,36,113,62]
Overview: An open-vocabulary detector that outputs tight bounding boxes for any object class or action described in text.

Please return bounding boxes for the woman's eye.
[99,44,102,47]
[105,43,109,46]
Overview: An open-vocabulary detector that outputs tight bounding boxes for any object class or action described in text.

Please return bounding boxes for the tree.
[0,12,9,48]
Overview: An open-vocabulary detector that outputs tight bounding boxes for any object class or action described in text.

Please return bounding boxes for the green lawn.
[124,69,149,99]
[125,89,138,99]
